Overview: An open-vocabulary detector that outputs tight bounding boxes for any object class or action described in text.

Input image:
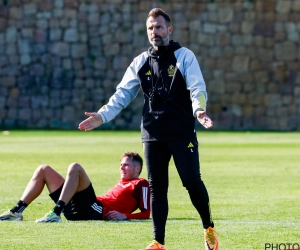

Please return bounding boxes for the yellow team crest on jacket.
[168,64,175,77]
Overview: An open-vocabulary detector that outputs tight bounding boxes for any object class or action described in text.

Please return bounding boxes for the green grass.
[0,130,299,250]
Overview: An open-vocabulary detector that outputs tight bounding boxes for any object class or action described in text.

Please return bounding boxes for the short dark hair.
[147,8,171,26]
[120,151,143,175]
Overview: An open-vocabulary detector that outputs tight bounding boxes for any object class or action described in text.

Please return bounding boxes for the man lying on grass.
[0,151,150,222]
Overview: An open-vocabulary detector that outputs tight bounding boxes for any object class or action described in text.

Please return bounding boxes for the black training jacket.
[98,40,208,141]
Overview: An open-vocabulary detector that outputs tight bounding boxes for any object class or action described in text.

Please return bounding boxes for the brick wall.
[0,0,299,131]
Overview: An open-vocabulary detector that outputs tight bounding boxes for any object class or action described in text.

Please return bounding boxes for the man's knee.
[36,164,52,176]
[67,162,84,174]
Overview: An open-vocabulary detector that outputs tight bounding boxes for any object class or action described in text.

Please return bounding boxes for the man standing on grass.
[78,8,218,250]
[0,152,150,222]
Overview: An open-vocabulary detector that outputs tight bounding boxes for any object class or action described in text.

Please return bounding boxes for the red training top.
[96,178,150,220]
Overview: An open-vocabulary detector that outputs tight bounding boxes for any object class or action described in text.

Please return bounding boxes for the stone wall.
[0,0,299,131]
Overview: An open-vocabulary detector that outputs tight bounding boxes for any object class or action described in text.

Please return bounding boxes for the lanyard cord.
[149,53,168,104]
[149,63,161,104]
[148,53,169,114]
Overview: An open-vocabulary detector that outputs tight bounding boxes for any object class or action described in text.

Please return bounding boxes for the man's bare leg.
[21,164,64,205]
[58,162,91,204]
[35,162,91,223]
[41,162,92,221]
[0,164,64,221]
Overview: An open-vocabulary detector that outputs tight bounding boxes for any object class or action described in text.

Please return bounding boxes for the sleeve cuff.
[193,108,204,117]
[97,112,107,123]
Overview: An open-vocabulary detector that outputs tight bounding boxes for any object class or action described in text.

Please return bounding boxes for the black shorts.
[49,183,103,221]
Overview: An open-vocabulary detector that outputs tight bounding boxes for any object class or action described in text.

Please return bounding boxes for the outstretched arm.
[78,112,103,131]
[177,49,213,129]
[78,58,142,131]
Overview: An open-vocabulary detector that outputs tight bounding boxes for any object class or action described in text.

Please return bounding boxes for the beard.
[150,34,169,47]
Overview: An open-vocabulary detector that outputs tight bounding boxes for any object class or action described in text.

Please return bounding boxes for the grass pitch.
[0,130,299,250]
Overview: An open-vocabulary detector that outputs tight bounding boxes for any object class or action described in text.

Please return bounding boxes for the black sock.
[10,200,28,213]
[53,200,66,216]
